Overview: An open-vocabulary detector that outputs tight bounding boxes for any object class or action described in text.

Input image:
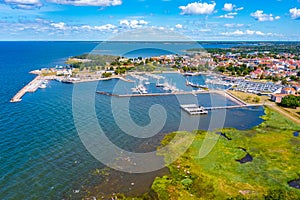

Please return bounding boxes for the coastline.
[9,71,217,103]
[112,106,300,199]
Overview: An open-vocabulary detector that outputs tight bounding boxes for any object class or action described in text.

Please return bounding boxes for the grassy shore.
[119,107,300,200]
[227,90,269,104]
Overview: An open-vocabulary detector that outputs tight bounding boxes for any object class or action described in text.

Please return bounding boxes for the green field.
[134,107,300,200]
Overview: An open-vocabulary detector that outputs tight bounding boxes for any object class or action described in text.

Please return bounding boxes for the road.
[265,102,300,125]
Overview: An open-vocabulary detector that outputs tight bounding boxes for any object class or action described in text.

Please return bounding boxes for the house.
[250,68,263,79]
[292,84,300,92]
[270,86,297,103]
[271,94,288,103]
[281,87,296,95]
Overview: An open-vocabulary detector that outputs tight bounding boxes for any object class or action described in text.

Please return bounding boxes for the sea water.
[0,41,265,199]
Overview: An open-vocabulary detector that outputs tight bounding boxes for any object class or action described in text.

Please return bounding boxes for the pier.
[96,90,209,97]
[180,103,262,115]
[180,104,208,115]
[204,104,263,110]
[10,76,53,103]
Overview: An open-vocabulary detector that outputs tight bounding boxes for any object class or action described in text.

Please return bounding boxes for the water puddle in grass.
[236,148,253,164]
[215,132,232,140]
[288,178,300,189]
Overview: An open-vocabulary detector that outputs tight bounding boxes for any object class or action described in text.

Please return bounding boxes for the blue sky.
[0,0,299,41]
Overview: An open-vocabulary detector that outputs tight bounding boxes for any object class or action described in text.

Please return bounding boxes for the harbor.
[10,72,250,107]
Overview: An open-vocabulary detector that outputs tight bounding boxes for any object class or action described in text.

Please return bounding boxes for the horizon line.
[0,40,300,42]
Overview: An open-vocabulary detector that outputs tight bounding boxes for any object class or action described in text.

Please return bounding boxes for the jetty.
[96,90,209,97]
[204,104,263,110]
[10,75,53,103]
[180,103,262,115]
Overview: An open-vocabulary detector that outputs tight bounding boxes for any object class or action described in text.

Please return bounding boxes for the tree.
[280,95,300,108]
[102,72,112,78]
[281,78,288,85]
[290,75,299,81]
[253,96,260,103]
[217,66,225,73]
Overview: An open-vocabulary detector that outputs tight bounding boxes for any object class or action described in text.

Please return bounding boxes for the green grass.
[148,107,300,199]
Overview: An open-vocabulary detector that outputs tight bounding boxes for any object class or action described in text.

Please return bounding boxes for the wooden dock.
[10,75,43,103]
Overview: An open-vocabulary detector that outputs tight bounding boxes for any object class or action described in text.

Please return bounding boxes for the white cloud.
[224,23,234,27]
[221,29,267,36]
[47,0,122,6]
[50,22,117,32]
[3,0,122,9]
[289,8,300,19]
[82,24,116,31]
[228,12,237,16]
[221,30,244,36]
[119,19,148,28]
[4,0,42,9]
[175,24,183,29]
[235,7,244,11]
[222,3,234,12]
[94,24,117,31]
[219,14,234,19]
[199,28,211,32]
[255,31,265,36]
[245,30,255,35]
[179,2,216,15]
[218,11,238,19]
[250,10,280,22]
[50,22,67,30]
[224,23,244,28]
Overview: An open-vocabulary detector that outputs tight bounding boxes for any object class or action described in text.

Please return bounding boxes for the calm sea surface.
[0,42,265,199]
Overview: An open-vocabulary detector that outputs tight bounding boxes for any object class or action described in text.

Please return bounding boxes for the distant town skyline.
[0,0,300,41]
